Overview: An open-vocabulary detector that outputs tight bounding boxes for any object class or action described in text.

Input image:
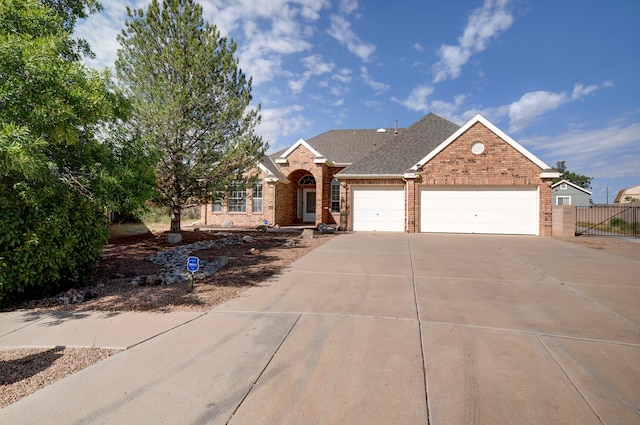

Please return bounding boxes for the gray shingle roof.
[337,113,460,176]
[260,156,288,181]
[270,128,402,165]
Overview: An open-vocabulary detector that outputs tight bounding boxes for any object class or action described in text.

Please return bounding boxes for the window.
[331,178,340,213]
[252,180,263,213]
[212,198,222,213]
[560,183,567,190]
[557,196,571,205]
[471,141,485,155]
[299,175,316,186]
[212,191,223,212]
[228,181,246,212]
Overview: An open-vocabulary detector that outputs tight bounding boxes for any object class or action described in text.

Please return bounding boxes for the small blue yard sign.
[263,219,269,225]
[187,256,200,273]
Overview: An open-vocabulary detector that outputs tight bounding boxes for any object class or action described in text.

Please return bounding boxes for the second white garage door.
[420,187,538,235]
[353,187,404,231]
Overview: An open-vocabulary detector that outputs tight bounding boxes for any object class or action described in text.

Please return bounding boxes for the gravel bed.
[0,347,120,409]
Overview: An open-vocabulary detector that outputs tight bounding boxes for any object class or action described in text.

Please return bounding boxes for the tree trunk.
[170,204,181,232]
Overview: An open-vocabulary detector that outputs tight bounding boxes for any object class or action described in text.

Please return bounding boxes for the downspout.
[404,180,408,232]
[272,182,277,226]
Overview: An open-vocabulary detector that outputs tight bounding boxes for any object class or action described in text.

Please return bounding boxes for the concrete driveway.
[1,233,639,424]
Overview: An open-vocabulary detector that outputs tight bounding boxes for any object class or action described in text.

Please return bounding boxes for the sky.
[74,0,640,204]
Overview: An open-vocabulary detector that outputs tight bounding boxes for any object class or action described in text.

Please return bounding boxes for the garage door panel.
[353,187,404,232]
[420,187,538,235]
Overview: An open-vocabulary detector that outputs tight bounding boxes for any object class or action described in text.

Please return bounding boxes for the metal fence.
[575,205,639,237]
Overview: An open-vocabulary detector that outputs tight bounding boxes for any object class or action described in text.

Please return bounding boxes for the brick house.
[201,113,559,235]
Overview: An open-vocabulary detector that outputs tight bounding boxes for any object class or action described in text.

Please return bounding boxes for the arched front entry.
[298,174,316,222]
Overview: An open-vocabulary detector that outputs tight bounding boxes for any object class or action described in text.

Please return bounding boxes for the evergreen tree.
[116,0,266,232]
[553,161,593,190]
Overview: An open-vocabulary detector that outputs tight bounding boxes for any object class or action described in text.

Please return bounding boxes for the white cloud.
[207,0,332,85]
[258,104,311,150]
[391,84,434,112]
[432,0,513,82]
[508,83,600,132]
[339,0,359,15]
[393,81,605,133]
[364,100,383,111]
[287,54,335,93]
[328,15,376,61]
[429,95,468,120]
[522,123,640,179]
[75,0,332,86]
[75,0,149,70]
[332,68,353,83]
[360,66,389,93]
[571,83,598,99]
[412,43,425,52]
[508,91,567,132]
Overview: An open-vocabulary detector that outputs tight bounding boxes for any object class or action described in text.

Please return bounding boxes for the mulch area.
[8,229,335,313]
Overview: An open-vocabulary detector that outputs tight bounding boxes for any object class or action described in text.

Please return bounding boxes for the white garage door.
[353,187,404,231]
[420,187,538,235]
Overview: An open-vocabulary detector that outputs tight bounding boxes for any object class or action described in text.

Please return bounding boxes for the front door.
[303,189,316,222]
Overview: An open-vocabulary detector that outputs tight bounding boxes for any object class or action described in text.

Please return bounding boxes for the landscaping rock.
[242,235,256,243]
[57,288,84,304]
[82,289,98,300]
[145,235,245,285]
[301,229,314,239]
[221,219,233,228]
[166,233,182,245]
[317,223,337,234]
[213,256,228,268]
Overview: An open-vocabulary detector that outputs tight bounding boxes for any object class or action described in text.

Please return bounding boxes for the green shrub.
[609,218,627,227]
[0,186,108,305]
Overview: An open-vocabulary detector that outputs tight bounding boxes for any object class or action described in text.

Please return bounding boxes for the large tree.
[553,161,593,190]
[0,0,155,303]
[116,0,267,232]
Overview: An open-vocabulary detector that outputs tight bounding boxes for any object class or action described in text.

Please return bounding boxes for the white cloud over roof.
[432,0,513,82]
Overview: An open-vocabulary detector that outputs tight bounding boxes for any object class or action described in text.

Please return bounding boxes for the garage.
[353,187,405,231]
[420,187,539,235]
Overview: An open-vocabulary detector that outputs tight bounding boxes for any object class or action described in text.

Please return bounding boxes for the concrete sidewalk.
[1,233,639,424]
[0,310,205,350]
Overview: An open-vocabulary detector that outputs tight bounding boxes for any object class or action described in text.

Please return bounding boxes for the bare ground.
[1,228,334,409]
[556,235,640,261]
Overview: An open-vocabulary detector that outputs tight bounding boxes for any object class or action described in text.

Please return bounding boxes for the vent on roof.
[377,128,387,133]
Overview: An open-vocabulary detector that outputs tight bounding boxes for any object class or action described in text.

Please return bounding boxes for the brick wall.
[270,145,344,226]
[418,122,554,235]
[200,169,273,228]
[274,145,323,225]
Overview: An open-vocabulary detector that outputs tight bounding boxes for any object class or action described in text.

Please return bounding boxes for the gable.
[551,179,592,195]
[413,114,551,172]
[417,119,557,185]
[275,139,325,165]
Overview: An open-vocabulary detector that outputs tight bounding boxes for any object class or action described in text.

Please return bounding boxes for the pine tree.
[116,0,266,232]
[553,161,593,190]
